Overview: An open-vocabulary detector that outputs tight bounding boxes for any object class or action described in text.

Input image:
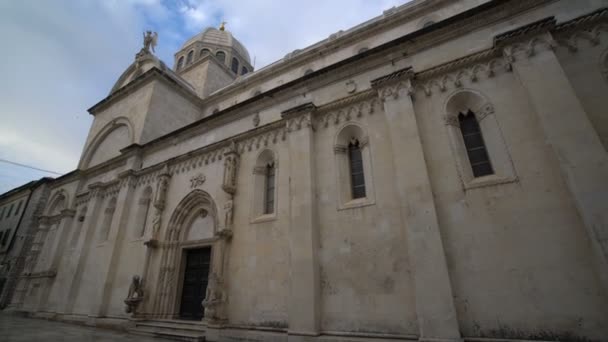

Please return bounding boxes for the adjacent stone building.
[0,178,52,309]
[6,0,608,341]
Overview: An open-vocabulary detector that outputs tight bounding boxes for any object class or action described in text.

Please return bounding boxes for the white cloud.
[0,0,409,193]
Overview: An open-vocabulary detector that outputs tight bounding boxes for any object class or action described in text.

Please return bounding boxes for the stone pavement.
[0,314,172,341]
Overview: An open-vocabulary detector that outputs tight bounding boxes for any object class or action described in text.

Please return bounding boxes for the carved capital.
[444,115,460,127]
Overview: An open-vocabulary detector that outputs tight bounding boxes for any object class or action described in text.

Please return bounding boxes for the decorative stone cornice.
[316,89,376,114]
[554,8,607,53]
[494,17,557,47]
[411,8,607,97]
[316,93,380,129]
[415,50,510,96]
[282,103,317,132]
[370,67,414,88]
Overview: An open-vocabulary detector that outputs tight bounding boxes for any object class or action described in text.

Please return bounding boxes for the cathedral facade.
[7,0,608,341]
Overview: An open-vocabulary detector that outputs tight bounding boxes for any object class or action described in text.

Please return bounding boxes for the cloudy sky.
[0,0,406,193]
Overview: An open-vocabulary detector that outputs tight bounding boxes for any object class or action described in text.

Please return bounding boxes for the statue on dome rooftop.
[143,30,158,53]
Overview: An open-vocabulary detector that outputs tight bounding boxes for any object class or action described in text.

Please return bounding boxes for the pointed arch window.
[200,48,210,57]
[177,56,184,71]
[264,163,275,214]
[459,110,493,177]
[348,139,366,199]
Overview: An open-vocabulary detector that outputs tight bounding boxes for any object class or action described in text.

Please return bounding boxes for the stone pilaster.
[64,183,105,313]
[36,209,76,311]
[372,69,461,341]
[505,31,608,293]
[97,171,138,316]
[283,103,320,340]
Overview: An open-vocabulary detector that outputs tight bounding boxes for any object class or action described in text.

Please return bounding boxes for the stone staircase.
[129,319,206,341]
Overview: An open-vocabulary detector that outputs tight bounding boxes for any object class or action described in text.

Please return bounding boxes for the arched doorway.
[151,190,219,320]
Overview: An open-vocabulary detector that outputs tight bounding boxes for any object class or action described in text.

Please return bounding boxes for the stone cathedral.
[6,0,608,341]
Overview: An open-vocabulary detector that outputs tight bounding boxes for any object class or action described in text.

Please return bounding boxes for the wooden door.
[179,247,211,320]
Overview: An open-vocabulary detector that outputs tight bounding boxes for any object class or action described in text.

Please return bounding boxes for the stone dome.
[182,27,251,64]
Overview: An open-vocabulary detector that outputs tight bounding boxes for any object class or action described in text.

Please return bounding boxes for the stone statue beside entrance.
[124,275,144,314]
[202,271,226,322]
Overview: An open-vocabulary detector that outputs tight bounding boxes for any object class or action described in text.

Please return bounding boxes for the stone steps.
[130,319,206,342]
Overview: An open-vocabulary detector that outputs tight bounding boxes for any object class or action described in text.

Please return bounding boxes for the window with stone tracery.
[459,110,493,177]
[348,139,366,199]
[264,163,275,215]
[445,90,517,189]
[252,149,278,222]
[334,124,375,209]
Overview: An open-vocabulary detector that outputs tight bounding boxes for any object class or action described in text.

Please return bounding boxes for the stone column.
[372,69,461,341]
[505,32,608,292]
[282,104,320,340]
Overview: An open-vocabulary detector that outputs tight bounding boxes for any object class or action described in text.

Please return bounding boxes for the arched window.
[423,20,435,28]
[186,50,194,64]
[264,162,275,214]
[252,150,278,221]
[348,139,366,199]
[200,48,210,57]
[98,197,116,243]
[334,124,375,209]
[241,66,248,75]
[459,110,493,177]
[231,57,239,74]
[135,187,153,238]
[177,56,184,70]
[445,90,516,189]
[216,51,226,63]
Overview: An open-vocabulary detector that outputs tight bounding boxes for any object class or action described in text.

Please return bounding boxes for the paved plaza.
[0,314,171,342]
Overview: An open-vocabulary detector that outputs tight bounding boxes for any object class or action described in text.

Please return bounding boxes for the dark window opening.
[186,50,194,64]
[241,66,248,75]
[459,110,493,177]
[231,58,239,74]
[177,56,184,70]
[348,139,366,199]
[264,163,275,214]
[200,48,210,57]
